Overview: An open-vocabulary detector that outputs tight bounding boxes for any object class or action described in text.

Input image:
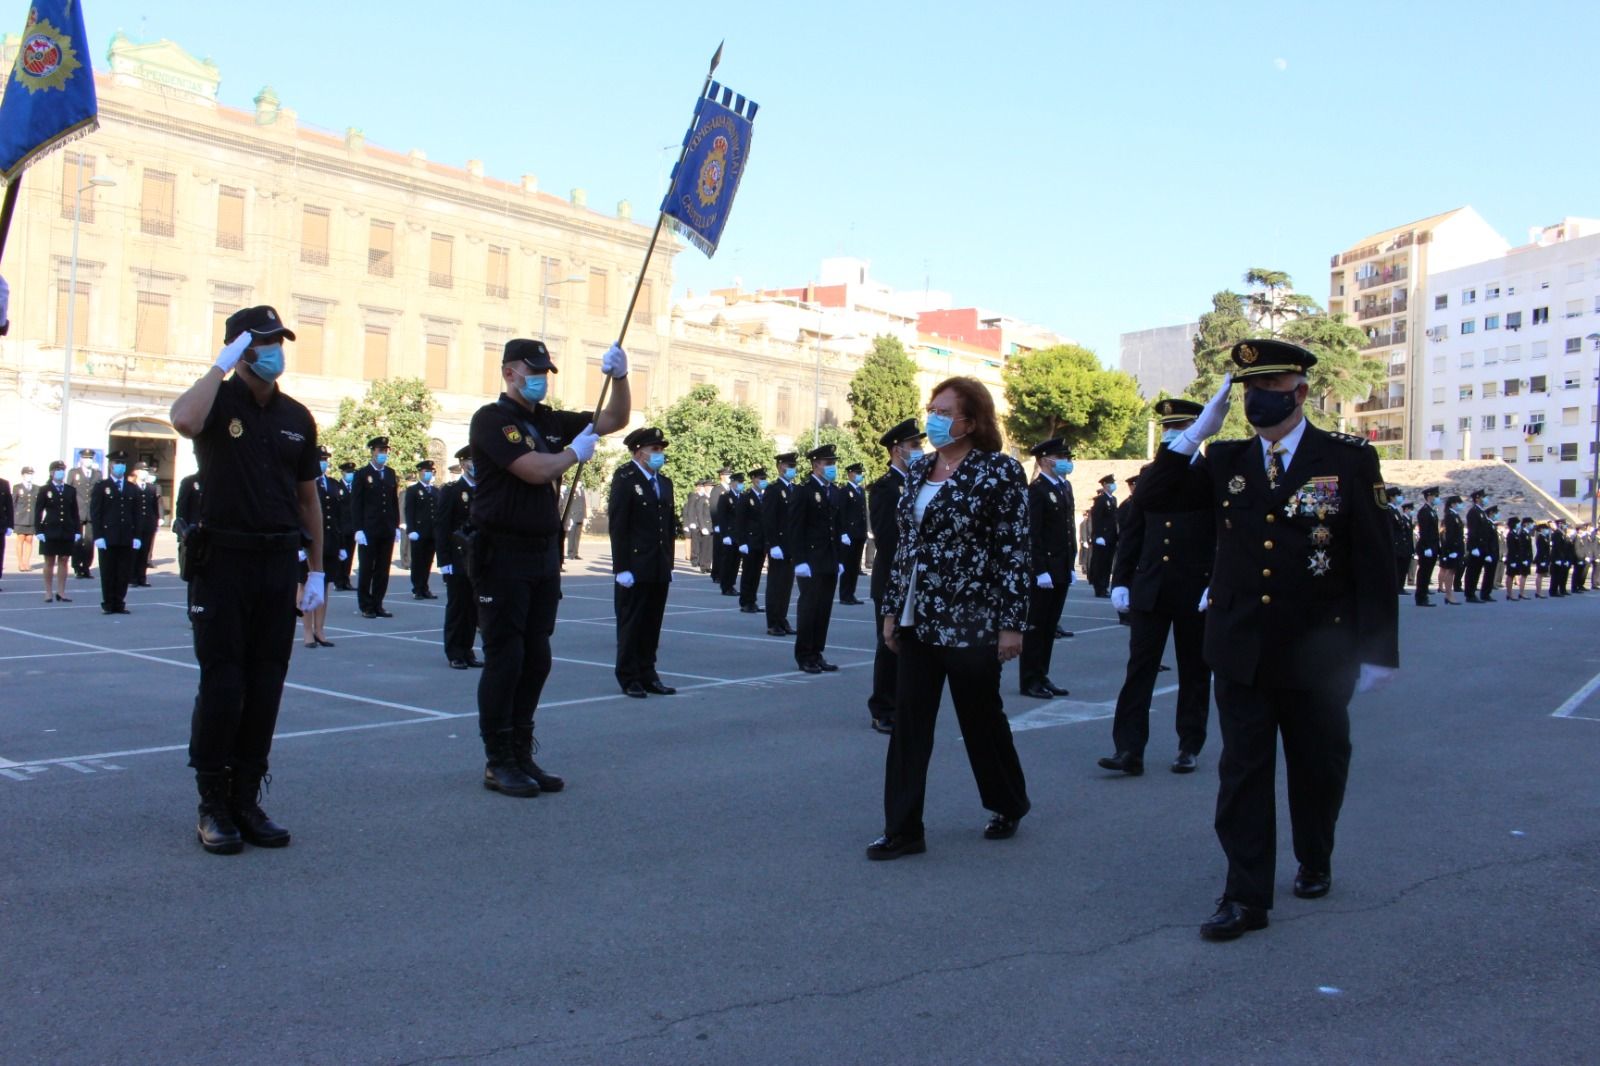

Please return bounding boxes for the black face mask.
[1243,386,1299,428]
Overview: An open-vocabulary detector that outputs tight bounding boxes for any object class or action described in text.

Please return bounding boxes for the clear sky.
[61,0,1600,369]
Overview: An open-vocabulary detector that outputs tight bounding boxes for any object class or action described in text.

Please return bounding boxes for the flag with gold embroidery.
[0,0,99,181]
[660,78,757,257]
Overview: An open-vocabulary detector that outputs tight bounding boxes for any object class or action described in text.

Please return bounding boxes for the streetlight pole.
[539,272,585,344]
[1587,333,1600,529]
[58,161,116,464]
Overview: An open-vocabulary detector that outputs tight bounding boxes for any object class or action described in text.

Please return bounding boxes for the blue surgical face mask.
[1053,459,1073,477]
[647,452,666,471]
[782,466,795,480]
[343,473,355,486]
[52,469,65,483]
[822,464,838,482]
[756,478,768,491]
[1393,495,1405,506]
[421,471,434,484]
[902,446,923,464]
[319,461,329,474]
[1105,482,1117,495]
[373,453,389,468]
[519,370,549,405]
[112,463,127,478]
[463,462,475,479]
[924,412,962,449]
[1161,429,1183,447]
[850,473,864,485]
[248,343,285,382]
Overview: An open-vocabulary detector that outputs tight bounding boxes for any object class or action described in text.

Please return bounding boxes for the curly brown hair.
[929,376,1003,452]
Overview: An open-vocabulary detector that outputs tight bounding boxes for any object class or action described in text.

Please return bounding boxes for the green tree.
[1002,344,1148,458]
[844,335,920,480]
[657,384,776,517]
[322,378,440,471]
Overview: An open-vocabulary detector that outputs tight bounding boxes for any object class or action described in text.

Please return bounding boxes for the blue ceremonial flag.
[660,80,757,258]
[0,0,99,182]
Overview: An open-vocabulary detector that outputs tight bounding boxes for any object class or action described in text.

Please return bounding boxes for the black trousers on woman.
[883,633,1030,839]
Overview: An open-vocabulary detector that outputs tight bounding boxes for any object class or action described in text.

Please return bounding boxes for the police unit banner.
[660,81,758,258]
[0,0,100,181]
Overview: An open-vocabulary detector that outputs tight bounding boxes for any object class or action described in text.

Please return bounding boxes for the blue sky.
[65,0,1600,368]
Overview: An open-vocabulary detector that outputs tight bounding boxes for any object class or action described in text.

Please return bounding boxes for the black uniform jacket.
[608,461,676,583]
[1443,511,1466,561]
[786,476,841,573]
[867,467,907,602]
[1090,492,1118,550]
[734,484,766,554]
[34,481,80,539]
[838,480,868,542]
[1415,503,1440,555]
[761,480,793,554]
[1133,422,1398,687]
[350,464,400,537]
[437,478,475,569]
[1389,506,1413,559]
[315,474,345,543]
[1466,505,1496,559]
[404,481,440,540]
[1112,481,1213,615]
[89,477,144,546]
[1027,474,1077,585]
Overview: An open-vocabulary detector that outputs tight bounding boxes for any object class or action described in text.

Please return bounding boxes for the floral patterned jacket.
[881,449,1032,647]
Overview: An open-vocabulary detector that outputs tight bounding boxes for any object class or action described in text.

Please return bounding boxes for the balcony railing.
[1357,265,1408,290]
[1356,395,1405,412]
[1364,426,1406,442]
[1357,296,1409,321]
[1388,360,1406,377]
[1363,327,1408,350]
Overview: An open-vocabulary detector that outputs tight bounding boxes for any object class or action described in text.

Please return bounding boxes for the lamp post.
[539,273,585,344]
[1587,332,1600,529]
[58,164,116,465]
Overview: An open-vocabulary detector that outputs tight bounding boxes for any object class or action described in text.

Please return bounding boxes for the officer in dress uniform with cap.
[734,466,768,615]
[789,442,844,673]
[1463,489,1496,603]
[762,452,799,635]
[609,426,678,698]
[683,479,713,571]
[708,467,731,583]
[169,303,325,854]
[11,465,37,581]
[351,436,401,617]
[1088,474,1120,596]
[1132,339,1398,941]
[438,445,481,669]
[333,462,357,589]
[866,419,924,733]
[67,448,98,578]
[405,460,441,599]
[1100,399,1214,775]
[469,337,624,796]
[838,462,869,605]
[131,463,162,586]
[90,449,142,614]
[712,471,742,595]
[1385,487,1413,593]
[1018,437,1077,699]
[0,466,11,590]
[311,447,347,600]
[1413,487,1441,606]
[35,460,81,601]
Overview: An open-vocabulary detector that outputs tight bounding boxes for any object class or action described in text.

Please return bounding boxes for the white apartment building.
[1419,218,1600,508]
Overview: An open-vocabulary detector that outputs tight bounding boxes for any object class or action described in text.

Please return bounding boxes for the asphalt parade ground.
[3,538,1599,1064]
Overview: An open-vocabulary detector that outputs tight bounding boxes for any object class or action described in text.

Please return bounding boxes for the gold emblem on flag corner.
[1308,550,1331,576]
[1237,344,1258,365]
[228,418,243,439]
[1228,475,1246,495]
[15,13,84,95]
[697,136,729,207]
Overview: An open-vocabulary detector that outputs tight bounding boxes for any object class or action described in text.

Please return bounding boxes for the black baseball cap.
[502,338,557,371]
[224,305,296,344]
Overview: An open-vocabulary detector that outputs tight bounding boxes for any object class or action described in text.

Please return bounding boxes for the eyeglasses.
[925,406,966,420]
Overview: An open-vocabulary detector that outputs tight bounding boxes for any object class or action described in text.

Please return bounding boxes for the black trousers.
[1413,552,1436,603]
[1394,555,1409,591]
[1110,606,1209,757]
[868,603,897,724]
[187,546,299,775]
[566,523,583,558]
[476,543,562,738]
[97,544,133,611]
[615,579,670,687]
[1089,544,1114,595]
[442,570,478,662]
[1212,667,1356,910]
[710,536,724,582]
[334,535,355,586]
[410,537,436,595]
[1574,561,1590,590]
[716,541,740,592]
[737,549,764,609]
[883,634,1030,838]
[765,557,794,628]
[691,531,711,571]
[1018,581,1068,690]
[1551,562,1570,595]
[1463,555,1484,596]
[839,539,866,601]
[132,529,156,584]
[794,567,837,664]
[73,522,94,575]
[357,535,394,612]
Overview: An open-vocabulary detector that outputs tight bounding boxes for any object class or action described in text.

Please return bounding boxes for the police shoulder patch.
[502,425,523,444]
[1328,431,1370,447]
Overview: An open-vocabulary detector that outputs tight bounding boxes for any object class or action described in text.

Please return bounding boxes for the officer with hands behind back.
[609,426,677,698]
[351,435,400,617]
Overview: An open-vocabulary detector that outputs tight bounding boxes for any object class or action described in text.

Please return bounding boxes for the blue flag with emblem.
[0,0,99,182]
[659,79,757,258]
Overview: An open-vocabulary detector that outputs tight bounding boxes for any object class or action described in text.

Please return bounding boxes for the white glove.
[841,533,852,546]
[1175,372,1233,452]
[338,549,348,561]
[36,532,45,542]
[1356,663,1397,694]
[132,538,142,551]
[0,273,9,328]
[4,528,11,537]
[1423,548,1433,558]
[394,529,402,543]
[568,423,600,462]
[1197,587,1210,612]
[601,343,628,377]
[300,571,326,613]
[616,570,635,588]
[1486,556,1495,564]
[722,536,733,546]
[1094,537,1106,546]
[770,546,784,560]
[1111,586,1130,612]
[838,563,845,576]
[713,525,720,533]
[355,530,368,546]
[738,544,749,555]
[74,533,81,542]
[795,563,813,578]
[1036,572,1054,589]
[688,524,698,531]
[1471,548,1481,557]
[298,549,307,562]
[95,538,107,550]
[214,332,251,373]
[1066,570,1076,585]
[408,531,420,541]
[440,564,453,576]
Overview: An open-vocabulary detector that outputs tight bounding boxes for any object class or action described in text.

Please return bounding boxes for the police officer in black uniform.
[837,462,869,605]
[609,426,678,698]
[67,448,98,578]
[789,443,844,673]
[438,445,480,669]
[1133,340,1398,941]
[708,467,731,584]
[470,338,625,796]
[169,304,324,854]
[1386,487,1413,592]
[1100,399,1214,775]
[333,461,357,589]
[351,436,400,617]
[866,419,923,733]
[1413,486,1440,606]
[405,459,441,599]
[90,450,142,614]
[1088,474,1119,596]
[734,466,768,615]
[131,463,162,586]
[311,448,347,588]
[712,471,741,595]
[1018,437,1077,699]
[762,453,799,635]
[35,460,81,602]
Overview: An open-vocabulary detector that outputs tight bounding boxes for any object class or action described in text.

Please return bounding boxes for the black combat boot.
[512,726,565,793]
[229,770,291,847]
[483,731,540,797]
[196,772,243,855]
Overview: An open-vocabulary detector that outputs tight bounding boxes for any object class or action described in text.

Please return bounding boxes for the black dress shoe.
[814,659,839,672]
[983,814,1022,840]
[767,626,787,636]
[361,610,378,619]
[1293,865,1331,899]
[116,607,131,614]
[740,605,760,613]
[1054,627,1072,639]
[870,718,894,735]
[865,834,927,860]
[643,680,677,695]
[1097,751,1145,775]
[1480,594,1496,602]
[781,624,798,635]
[449,659,470,670]
[799,661,823,675]
[1021,683,1056,699]
[1171,751,1198,773]
[1044,681,1071,696]
[466,655,484,668]
[840,597,863,605]
[1200,898,1269,941]
[377,609,393,618]
[315,637,335,648]
[423,590,439,599]
[623,681,648,699]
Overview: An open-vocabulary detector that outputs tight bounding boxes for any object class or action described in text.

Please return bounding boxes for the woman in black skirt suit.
[34,460,81,602]
[1532,523,1553,598]
[1438,495,1466,606]
[1503,516,1532,599]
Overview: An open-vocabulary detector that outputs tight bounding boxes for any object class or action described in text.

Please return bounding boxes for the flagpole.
[0,178,21,264]
[559,41,723,528]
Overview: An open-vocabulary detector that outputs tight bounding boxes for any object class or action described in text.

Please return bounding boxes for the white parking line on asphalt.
[556,614,879,653]
[1009,684,1180,734]
[1551,667,1600,719]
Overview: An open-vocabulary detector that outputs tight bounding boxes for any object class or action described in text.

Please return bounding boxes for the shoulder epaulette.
[1327,431,1371,448]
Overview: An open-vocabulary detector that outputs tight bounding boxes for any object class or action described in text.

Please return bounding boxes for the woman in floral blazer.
[868,376,1033,860]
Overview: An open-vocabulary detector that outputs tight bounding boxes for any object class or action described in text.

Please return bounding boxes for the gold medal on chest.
[461,491,469,503]
[634,483,644,496]
[1049,492,1058,504]
[1228,475,1246,494]
[228,417,244,438]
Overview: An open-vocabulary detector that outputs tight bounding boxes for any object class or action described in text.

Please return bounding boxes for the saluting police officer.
[762,453,799,635]
[789,443,844,673]
[169,304,325,855]
[1018,437,1077,700]
[1133,339,1398,941]
[734,466,768,615]
[866,419,924,733]
[837,462,869,605]
[610,426,678,698]
[469,338,624,797]
[438,445,481,669]
[90,449,143,614]
[351,436,400,617]
[405,460,441,599]
[1100,398,1213,776]
[67,448,97,579]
